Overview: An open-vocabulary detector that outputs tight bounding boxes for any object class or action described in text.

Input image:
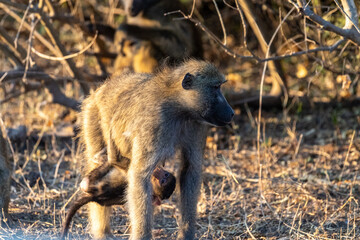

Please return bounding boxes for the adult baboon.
[80,60,234,239]
[113,38,160,73]
[85,0,203,73]
[85,0,200,73]
[61,162,176,239]
[0,127,11,222]
[113,0,203,73]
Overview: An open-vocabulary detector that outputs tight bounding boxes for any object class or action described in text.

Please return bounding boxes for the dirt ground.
[1,89,360,239]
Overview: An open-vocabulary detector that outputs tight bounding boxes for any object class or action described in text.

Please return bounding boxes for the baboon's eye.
[182,73,194,90]
[164,173,169,178]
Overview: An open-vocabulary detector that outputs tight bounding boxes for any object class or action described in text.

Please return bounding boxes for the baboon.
[113,38,160,74]
[86,0,203,73]
[61,162,176,239]
[0,127,11,222]
[113,0,203,73]
[80,60,234,239]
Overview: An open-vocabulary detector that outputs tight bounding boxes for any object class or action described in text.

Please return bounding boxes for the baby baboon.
[113,0,203,73]
[80,60,234,239]
[0,127,11,222]
[61,163,175,239]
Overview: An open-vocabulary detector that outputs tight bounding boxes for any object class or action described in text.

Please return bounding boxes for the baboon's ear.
[182,73,194,90]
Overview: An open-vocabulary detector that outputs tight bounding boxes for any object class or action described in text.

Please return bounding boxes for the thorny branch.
[289,0,360,45]
[168,0,359,64]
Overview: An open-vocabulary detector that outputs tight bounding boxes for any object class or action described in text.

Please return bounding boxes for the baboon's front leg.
[178,149,202,240]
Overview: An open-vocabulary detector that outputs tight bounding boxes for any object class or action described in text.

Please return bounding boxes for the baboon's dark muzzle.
[214,104,234,126]
[203,102,234,127]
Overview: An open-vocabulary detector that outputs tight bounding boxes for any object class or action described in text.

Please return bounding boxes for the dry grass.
[1,90,360,239]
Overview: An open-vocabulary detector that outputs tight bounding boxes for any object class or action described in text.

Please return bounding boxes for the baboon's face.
[182,72,234,127]
[151,168,176,200]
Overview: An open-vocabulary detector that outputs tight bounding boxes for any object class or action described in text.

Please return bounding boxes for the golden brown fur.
[113,36,160,73]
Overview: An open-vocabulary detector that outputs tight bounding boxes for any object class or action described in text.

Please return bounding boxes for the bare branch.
[0,3,59,57]
[256,6,296,165]
[23,11,38,83]
[0,82,41,104]
[168,3,347,66]
[236,0,288,96]
[0,0,90,94]
[14,1,30,49]
[336,0,360,32]
[212,0,227,45]
[291,1,360,45]
[0,43,23,67]
[0,70,60,83]
[36,10,90,94]
[31,32,98,61]
[0,70,80,111]
[0,26,27,60]
[166,10,257,61]
[233,0,249,51]
[263,38,346,61]
[0,0,28,11]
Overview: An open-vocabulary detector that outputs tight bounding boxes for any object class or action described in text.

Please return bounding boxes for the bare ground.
[1,90,360,240]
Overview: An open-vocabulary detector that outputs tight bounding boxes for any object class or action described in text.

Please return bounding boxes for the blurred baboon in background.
[80,60,234,239]
[113,0,203,73]
[0,127,11,222]
[86,0,203,74]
